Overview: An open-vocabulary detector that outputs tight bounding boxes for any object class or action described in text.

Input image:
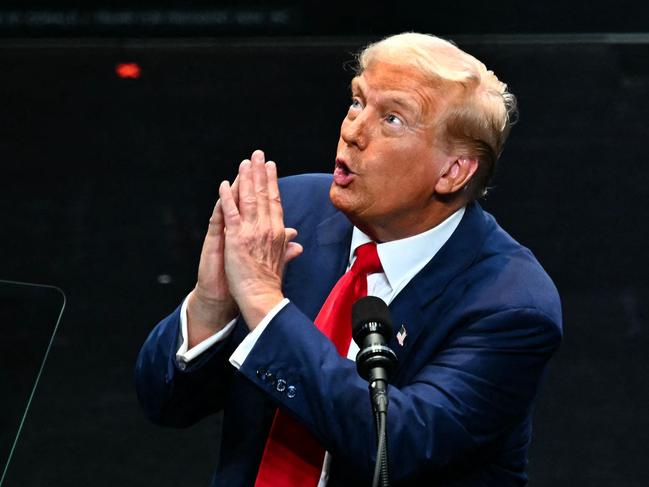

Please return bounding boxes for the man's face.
[330,61,458,241]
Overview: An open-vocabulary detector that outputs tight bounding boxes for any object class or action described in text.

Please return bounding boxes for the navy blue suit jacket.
[135,174,562,486]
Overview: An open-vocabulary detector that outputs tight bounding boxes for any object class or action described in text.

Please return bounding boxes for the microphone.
[352,296,398,414]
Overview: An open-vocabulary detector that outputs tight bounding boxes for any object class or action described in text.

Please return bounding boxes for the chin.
[329,182,350,207]
[330,183,366,224]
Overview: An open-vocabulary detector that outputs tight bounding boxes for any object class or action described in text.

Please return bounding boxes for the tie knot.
[352,242,382,275]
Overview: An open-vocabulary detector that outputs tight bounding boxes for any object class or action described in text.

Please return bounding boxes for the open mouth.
[333,158,356,186]
[335,159,353,175]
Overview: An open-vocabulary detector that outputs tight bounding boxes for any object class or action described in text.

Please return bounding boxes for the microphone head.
[351,296,393,346]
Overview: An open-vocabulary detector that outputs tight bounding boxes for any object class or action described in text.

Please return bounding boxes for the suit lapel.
[386,203,491,371]
[283,210,353,320]
[285,203,491,373]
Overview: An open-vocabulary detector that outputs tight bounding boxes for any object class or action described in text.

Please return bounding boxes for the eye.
[350,97,363,111]
[385,114,404,126]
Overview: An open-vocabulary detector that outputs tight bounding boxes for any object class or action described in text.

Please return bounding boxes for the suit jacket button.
[287,385,296,398]
[256,369,266,381]
[265,372,275,385]
[276,379,287,392]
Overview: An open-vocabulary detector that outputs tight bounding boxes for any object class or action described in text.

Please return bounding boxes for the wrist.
[187,290,238,346]
[237,291,285,331]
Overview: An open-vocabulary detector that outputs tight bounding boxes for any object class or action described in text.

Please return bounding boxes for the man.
[136,33,561,486]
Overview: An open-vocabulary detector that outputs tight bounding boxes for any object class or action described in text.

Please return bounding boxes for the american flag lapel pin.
[396,324,407,347]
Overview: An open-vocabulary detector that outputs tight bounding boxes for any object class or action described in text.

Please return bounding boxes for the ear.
[434,157,479,195]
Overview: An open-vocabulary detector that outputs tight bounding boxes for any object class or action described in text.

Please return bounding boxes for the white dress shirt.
[175,206,465,484]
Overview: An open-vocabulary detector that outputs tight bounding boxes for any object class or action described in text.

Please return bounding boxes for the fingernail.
[240,159,250,168]
[266,160,276,167]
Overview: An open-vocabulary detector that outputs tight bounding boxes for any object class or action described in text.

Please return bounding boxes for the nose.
[340,111,370,150]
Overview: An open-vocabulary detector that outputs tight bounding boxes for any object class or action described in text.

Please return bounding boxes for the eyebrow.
[350,77,363,95]
[350,78,420,116]
[386,96,418,113]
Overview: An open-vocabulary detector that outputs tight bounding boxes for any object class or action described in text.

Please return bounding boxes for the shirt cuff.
[176,294,238,364]
[229,298,290,369]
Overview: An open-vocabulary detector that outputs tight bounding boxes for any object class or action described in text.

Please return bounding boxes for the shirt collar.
[348,207,466,292]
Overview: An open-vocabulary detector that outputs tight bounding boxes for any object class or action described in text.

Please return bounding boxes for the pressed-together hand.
[219,150,303,329]
[186,177,241,348]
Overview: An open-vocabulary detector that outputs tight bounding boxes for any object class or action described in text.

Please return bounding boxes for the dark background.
[1,2,648,486]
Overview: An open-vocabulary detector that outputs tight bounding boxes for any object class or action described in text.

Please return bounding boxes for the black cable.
[372,410,390,487]
[379,411,389,487]
[372,411,384,487]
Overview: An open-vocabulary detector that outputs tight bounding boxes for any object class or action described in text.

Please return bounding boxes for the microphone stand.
[369,369,390,487]
[352,296,396,487]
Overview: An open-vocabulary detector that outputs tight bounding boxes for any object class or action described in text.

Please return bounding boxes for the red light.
[116,62,141,79]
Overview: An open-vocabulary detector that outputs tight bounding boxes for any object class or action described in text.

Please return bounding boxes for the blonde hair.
[356,33,518,199]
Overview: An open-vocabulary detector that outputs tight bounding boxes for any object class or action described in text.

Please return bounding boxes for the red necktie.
[254,242,382,487]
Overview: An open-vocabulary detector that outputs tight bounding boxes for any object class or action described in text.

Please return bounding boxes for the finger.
[207,174,238,238]
[251,150,270,223]
[251,149,265,164]
[284,242,304,263]
[283,227,301,263]
[207,199,224,238]
[266,161,284,228]
[200,200,225,270]
[284,227,298,242]
[231,175,240,207]
[237,159,256,222]
[219,180,241,230]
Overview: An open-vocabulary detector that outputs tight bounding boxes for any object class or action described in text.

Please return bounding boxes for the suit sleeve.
[134,306,246,427]
[236,301,561,483]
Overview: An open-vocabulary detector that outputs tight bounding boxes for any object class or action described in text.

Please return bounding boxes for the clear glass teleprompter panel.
[0,280,65,486]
